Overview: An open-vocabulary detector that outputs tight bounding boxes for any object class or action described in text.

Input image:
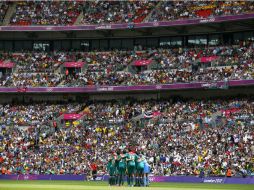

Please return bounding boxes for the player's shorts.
[144,164,150,173]
[115,168,119,175]
[127,166,136,174]
[136,167,144,174]
[109,169,115,176]
[118,166,126,174]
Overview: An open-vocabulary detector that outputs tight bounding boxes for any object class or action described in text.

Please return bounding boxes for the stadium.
[0,1,254,190]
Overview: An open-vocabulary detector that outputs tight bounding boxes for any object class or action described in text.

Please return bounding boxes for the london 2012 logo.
[24,175,29,180]
[200,18,215,23]
[153,22,159,26]
[203,178,224,183]
[156,85,162,89]
[46,88,54,92]
[148,176,156,182]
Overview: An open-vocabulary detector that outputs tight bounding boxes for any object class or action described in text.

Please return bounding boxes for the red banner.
[196,9,212,18]
[200,56,218,63]
[0,61,15,68]
[17,87,27,93]
[63,113,82,120]
[222,108,241,117]
[64,62,85,68]
[133,60,152,66]
[144,111,161,118]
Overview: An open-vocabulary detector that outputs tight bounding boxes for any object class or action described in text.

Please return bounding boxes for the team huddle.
[107,149,151,187]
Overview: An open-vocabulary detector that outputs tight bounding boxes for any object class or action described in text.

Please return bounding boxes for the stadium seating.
[3,1,254,26]
[10,1,82,25]
[81,1,157,24]
[148,1,254,22]
[0,98,253,176]
[0,42,253,87]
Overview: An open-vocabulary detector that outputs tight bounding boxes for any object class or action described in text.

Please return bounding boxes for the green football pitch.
[0,181,254,190]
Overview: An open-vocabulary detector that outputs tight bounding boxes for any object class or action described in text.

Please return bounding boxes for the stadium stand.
[0,0,254,185]
[0,42,253,87]
[0,98,253,176]
[81,1,157,24]
[10,1,82,25]
[148,1,254,22]
[2,1,253,26]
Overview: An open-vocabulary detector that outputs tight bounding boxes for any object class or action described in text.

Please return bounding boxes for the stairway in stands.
[74,10,84,25]
[142,1,162,23]
[2,2,16,25]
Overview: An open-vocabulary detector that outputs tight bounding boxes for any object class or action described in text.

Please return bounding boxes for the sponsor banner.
[90,175,109,181]
[203,178,225,183]
[196,9,212,18]
[199,18,216,23]
[17,87,28,93]
[149,176,254,184]
[101,175,254,184]
[0,174,18,180]
[144,111,161,119]
[0,175,86,181]
[200,56,218,63]
[63,113,82,120]
[224,177,254,184]
[95,25,112,30]
[222,108,241,117]
[0,79,253,93]
[0,14,253,31]
[97,86,114,92]
[1,175,254,184]
[149,176,203,183]
[51,175,85,181]
[201,82,228,89]
[0,62,14,68]
[133,60,152,66]
[64,62,85,68]
[18,175,50,180]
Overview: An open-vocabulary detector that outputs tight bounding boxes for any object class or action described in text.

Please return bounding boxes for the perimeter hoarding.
[1,175,254,184]
[0,79,253,93]
[0,13,253,31]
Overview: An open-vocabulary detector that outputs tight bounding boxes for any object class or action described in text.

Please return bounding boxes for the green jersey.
[118,154,126,169]
[114,155,119,170]
[126,152,138,167]
[136,155,145,169]
[107,160,116,176]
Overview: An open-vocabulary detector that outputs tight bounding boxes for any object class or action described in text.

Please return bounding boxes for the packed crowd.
[0,52,68,87]
[81,1,156,24]
[0,97,253,176]
[148,1,254,22]
[51,43,254,86]
[0,42,253,87]
[5,1,254,26]
[0,103,81,127]
[9,1,156,26]
[10,1,82,25]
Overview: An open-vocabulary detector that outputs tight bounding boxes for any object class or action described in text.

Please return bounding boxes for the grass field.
[0,181,254,190]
